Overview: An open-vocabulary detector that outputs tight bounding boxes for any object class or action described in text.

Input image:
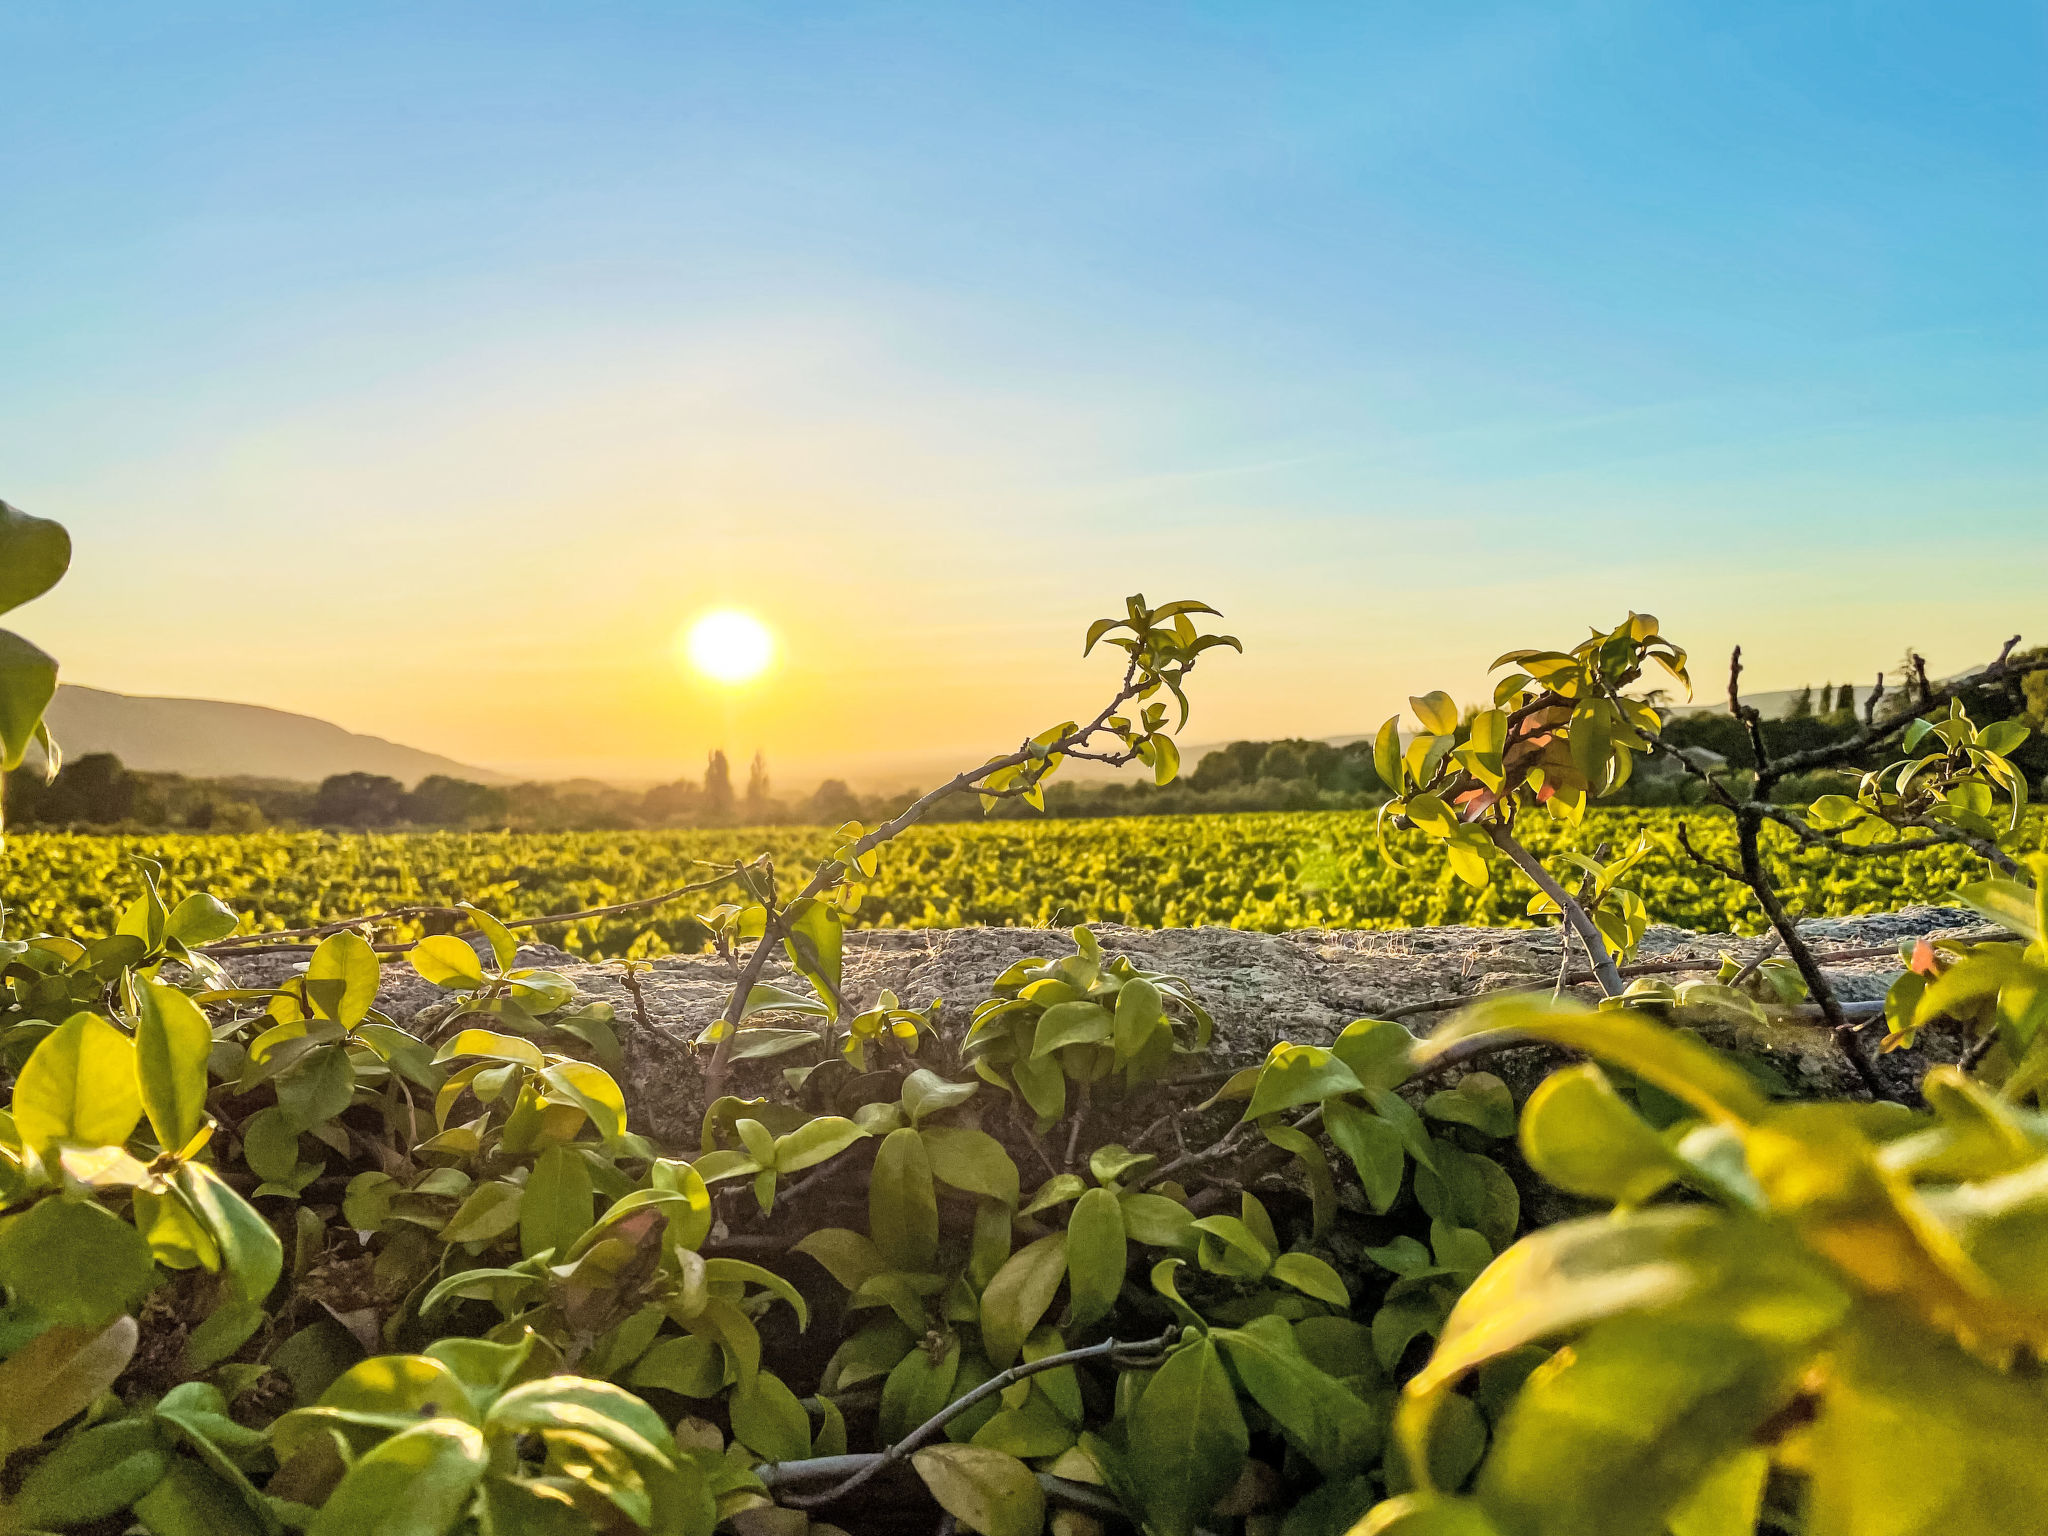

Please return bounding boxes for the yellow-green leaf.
[13,1013,142,1154]
[1065,1187,1127,1329]
[980,1233,1068,1367]
[410,934,487,991]
[911,1444,1045,1536]
[136,981,213,1151]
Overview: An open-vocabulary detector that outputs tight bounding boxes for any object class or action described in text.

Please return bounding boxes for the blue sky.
[3,3,2042,781]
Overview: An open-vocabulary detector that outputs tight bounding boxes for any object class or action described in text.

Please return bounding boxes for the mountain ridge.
[42,685,509,787]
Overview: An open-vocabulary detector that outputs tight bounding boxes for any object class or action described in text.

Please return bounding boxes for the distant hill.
[41,686,509,787]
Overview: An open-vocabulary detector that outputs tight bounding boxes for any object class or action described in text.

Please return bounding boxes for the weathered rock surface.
[225,906,1981,1145]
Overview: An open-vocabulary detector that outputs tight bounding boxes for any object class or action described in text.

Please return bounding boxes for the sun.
[682,609,775,684]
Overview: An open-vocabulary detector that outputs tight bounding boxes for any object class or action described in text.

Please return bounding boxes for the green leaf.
[648,1158,713,1254]
[1666,1449,1770,1536]
[1242,1043,1366,1122]
[1021,1174,1087,1218]
[165,893,239,948]
[1217,1314,1378,1475]
[1416,995,1767,1126]
[459,903,521,971]
[0,629,59,772]
[1332,1018,1417,1091]
[1128,1336,1249,1536]
[1955,876,2041,943]
[1374,715,1404,793]
[0,1195,157,1331]
[0,1316,138,1451]
[1032,1000,1114,1056]
[1194,1214,1272,1279]
[12,1012,142,1154]
[0,499,71,617]
[1271,1251,1351,1308]
[1118,1191,1198,1250]
[881,1334,961,1442]
[920,1126,1021,1207]
[1325,1097,1407,1213]
[1010,1052,1066,1125]
[1351,1494,1506,1534]
[136,981,214,1151]
[307,1417,486,1536]
[911,1445,1046,1536]
[901,1068,978,1124]
[1065,1187,1127,1329]
[1410,691,1459,737]
[1474,1315,1804,1536]
[772,1114,867,1173]
[538,1060,629,1142]
[1421,1073,1516,1139]
[434,1027,545,1068]
[729,1369,811,1463]
[980,1233,1068,1367]
[9,1416,168,1528]
[870,1127,940,1272]
[439,1180,524,1244]
[170,1161,284,1367]
[1807,1316,2048,1535]
[410,934,487,991]
[304,932,381,1028]
[131,1456,273,1536]
[1112,977,1166,1062]
[629,1333,729,1398]
[275,1043,356,1134]
[780,898,844,1021]
[1518,1064,1678,1206]
[521,1145,594,1261]
[793,1227,888,1292]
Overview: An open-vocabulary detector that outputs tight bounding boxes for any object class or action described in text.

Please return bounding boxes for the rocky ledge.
[225,906,1981,1144]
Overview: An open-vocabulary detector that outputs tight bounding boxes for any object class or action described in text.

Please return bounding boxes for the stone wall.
[228,905,1979,1144]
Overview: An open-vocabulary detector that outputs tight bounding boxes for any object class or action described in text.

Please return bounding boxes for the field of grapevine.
[4,809,2034,957]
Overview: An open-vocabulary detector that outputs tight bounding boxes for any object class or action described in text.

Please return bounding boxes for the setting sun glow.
[682,609,775,684]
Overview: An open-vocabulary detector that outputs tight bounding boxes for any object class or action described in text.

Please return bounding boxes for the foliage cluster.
[7,498,2048,1536]
[4,810,2036,963]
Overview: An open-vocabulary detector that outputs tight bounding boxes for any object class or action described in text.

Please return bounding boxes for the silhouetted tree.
[36,753,137,824]
[702,751,734,820]
[743,752,774,821]
[641,778,704,826]
[406,775,508,826]
[805,779,862,825]
[311,772,407,827]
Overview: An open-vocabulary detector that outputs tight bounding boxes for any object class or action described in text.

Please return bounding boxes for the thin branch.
[1484,823,1625,997]
[618,964,654,1033]
[702,659,1160,1098]
[1726,931,1782,990]
[1731,806,1893,1100]
[1728,645,1773,778]
[1761,648,2048,783]
[774,1328,1178,1510]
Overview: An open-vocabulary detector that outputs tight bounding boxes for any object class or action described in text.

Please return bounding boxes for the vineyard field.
[5,808,2036,957]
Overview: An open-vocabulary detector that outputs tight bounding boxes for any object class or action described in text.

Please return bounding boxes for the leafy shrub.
[6,500,2048,1536]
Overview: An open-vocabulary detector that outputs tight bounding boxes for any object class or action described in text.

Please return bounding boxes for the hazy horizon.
[6,3,2043,782]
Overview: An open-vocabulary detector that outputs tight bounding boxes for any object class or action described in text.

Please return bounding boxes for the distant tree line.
[8,656,2041,832]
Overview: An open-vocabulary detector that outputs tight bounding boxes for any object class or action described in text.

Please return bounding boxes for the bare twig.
[774,1328,1178,1510]
[618,963,654,1033]
[1726,931,1782,990]
[1730,806,1893,1100]
[1064,1081,1091,1170]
